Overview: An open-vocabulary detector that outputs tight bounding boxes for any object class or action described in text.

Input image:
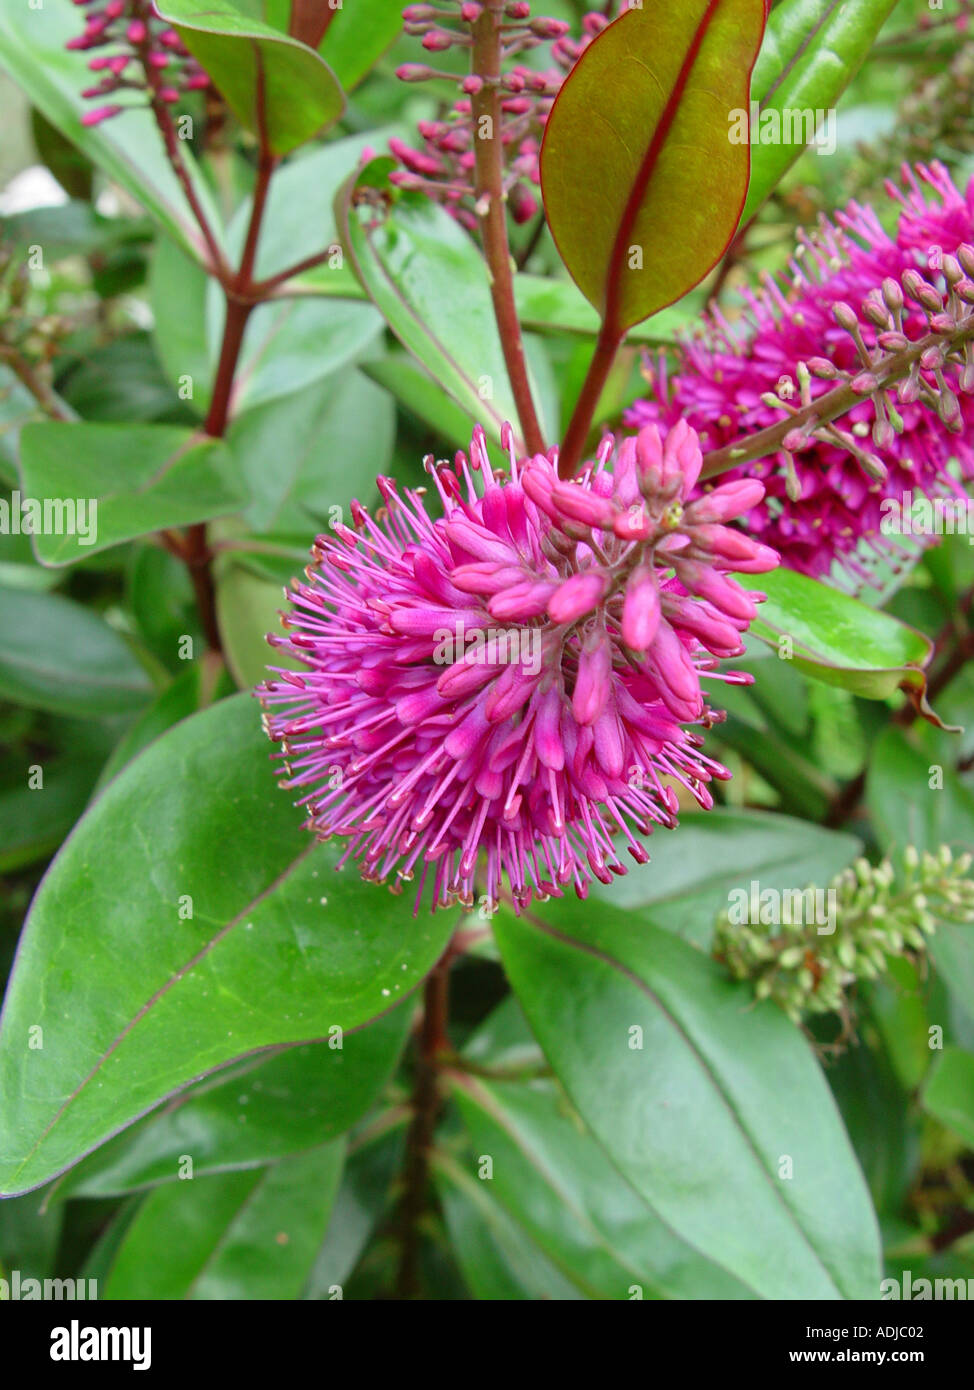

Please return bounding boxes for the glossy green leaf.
[0,366,75,486]
[57,335,184,424]
[494,904,881,1299]
[922,1048,974,1149]
[742,0,899,223]
[0,758,101,874]
[450,998,752,1299]
[19,422,246,566]
[337,157,553,448]
[743,568,940,716]
[866,727,974,1041]
[0,1186,65,1284]
[435,1152,584,1301]
[0,587,152,717]
[157,0,344,157]
[867,726,974,856]
[0,694,452,1195]
[362,355,480,453]
[53,1008,408,1198]
[215,560,292,689]
[103,1145,344,1298]
[303,1121,408,1299]
[824,1029,916,1217]
[0,0,224,264]
[228,370,392,534]
[289,260,700,346]
[94,658,233,789]
[148,237,211,418]
[540,0,767,332]
[573,809,859,948]
[319,0,403,90]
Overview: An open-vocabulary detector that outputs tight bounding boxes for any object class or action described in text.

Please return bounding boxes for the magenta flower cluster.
[626,163,974,580]
[258,423,777,915]
[390,6,608,230]
[67,0,208,126]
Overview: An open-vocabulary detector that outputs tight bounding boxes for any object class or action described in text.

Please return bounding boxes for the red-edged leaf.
[540,0,768,334]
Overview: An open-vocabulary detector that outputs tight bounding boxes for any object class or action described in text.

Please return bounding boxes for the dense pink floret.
[258,423,777,914]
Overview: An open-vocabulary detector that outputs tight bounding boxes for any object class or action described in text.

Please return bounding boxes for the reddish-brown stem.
[237,148,278,290]
[470,4,546,457]
[250,244,341,297]
[183,523,222,651]
[137,36,229,282]
[700,320,974,481]
[0,345,71,420]
[171,64,277,653]
[393,954,452,1299]
[558,321,623,477]
[288,0,340,49]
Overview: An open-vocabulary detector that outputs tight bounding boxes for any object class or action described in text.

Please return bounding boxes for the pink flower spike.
[258,421,769,915]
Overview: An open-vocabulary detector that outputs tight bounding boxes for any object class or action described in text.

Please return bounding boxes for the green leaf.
[743,568,941,717]
[362,355,480,453]
[148,237,212,418]
[19,422,246,566]
[823,1028,916,1217]
[52,1008,408,1198]
[0,586,152,717]
[319,0,403,91]
[212,295,381,417]
[866,727,974,1042]
[157,0,344,157]
[742,0,899,223]
[228,370,392,534]
[0,757,101,874]
[303,1121,407,1298]
[94,658,233,789]
[288,261,701,346]
[215,560,292,689]
[493,904,881,1299]
[0,0,224,264]
[435,1152,585,1301]
[56,336,185,424]
[449,999,752,1299]
[103,1145,343,1298]
[337,157,553,448]
[0,1186,65,1283]
[867,726,974,856]
[540,0,767,332]
[0,694,453,1195]
[574,808,859,948]
[922,1047,974,1149]
[0,366,75,486]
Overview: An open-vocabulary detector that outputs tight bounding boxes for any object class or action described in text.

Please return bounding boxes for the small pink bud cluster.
[391,6,609,230]
[627,163,974,583]
[67,0,209,126]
